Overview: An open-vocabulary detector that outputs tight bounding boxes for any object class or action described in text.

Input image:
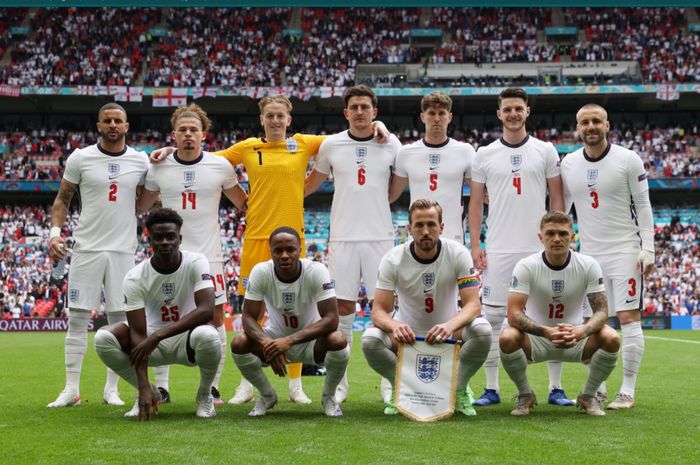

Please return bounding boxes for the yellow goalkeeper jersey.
[215,134,325,240]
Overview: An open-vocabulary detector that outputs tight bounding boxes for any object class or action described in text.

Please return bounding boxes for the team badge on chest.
[510,154,522,168]
[286,138,298,153]
[416,354,441,383]
[551,280,565,294]
[355,146,367,165]
[184,170,196,184]
[162,282,175,300]
[422,272,435,288]
[586,169,598,186]
[429,153,440,170]
[282,292,296,309]
[107,163,120,179]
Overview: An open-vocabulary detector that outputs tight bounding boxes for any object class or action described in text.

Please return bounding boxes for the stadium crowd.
[1,7,699,87]
[2,124,698,181]
[1,203,698,319]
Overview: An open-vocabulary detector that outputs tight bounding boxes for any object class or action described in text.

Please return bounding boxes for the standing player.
[305,85,402,402]
[94,208,221,420]
[468,88,569,407]
[561,104,655,409]
[361,199,491,415]
[47,103,149,408]
[500,211,620,416]
[137,103,247,406]
[231,227,349,417]
[389,91,475,244]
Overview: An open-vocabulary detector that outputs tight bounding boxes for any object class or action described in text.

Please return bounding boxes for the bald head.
[576,103,608,124]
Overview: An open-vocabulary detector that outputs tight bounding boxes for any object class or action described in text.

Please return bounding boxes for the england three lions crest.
[355,146,367,164]
[586,169,598,186]
[162,282,175,298]
[183,170,196,184]
[282,292,296,309]
[428,153,440,170]
[416,354,441,383]
[510,154,522,168]
[107,163,120,178]
[422,272,435,291]
[551,280,565,294]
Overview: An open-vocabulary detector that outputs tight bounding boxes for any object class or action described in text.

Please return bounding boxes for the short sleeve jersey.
[245,259,336,337]
[144,151,237,262]
[561,143,649,255]
[216,134,325,240]
[123,250,214,334]
[376,238,479,335]
[396,138,475,243]
[472,136,560,253]
[509,251,605,326]
[314,131,401,242]
[63,144,149,254]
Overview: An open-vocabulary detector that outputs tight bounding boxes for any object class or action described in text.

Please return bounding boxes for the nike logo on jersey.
[511,169,520,173]
[587,183,597,188]
[215,293,224,299]
[624,298,636,304]
[253,146,263,151]
[108,175,119,180]
[429,166,438,171]
[184,184,194,189]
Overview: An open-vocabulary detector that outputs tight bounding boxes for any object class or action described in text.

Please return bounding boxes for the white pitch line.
[645,335,700,345]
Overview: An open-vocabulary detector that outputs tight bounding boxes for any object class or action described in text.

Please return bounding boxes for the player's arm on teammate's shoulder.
[467,180,487,269]
[125,308,157,420]
[388,174,408,203]
[148,146,175,164]
[304,169,328,197]
[136,187,160,214]
[223,184,248,211]
[371,120,390,144]
[547,175,564,211]
[49,179,77,261]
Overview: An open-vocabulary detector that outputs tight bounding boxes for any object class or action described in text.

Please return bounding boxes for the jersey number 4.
[161,305,180,322]
[513,176,522,195]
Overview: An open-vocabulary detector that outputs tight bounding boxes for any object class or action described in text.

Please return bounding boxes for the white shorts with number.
[208,261,227,306]
[481,251,532,306]
[583,252,641,317]
[328,240,394,301]
[527,334,589,363]
[67,251,134,313]
[264,326,319,366]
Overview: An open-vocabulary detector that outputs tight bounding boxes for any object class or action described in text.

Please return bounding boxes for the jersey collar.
[541,250,571,271]
[97,143,127,156]
[409,239,442,264]
[582,141,611,163]
[173,150,204,165]
[348,130,374,142]
[423,138,450,148]
[499,134,529,149]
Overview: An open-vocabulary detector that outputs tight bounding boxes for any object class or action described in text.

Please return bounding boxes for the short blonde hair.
[421,92,452,112]
[409,199,443,224]
[258,94,293,114]
[170,103,212,132]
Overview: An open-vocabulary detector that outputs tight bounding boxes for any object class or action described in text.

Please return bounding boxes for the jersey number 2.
[108,183,117,202]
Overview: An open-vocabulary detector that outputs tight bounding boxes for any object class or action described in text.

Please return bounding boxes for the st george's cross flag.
[395,337,459,422]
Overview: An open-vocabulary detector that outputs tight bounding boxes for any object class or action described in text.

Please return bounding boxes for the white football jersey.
[144,151,237,261]
[510,251,605,326]
[315,130,401,242]
[561,143,649,255]
[245,259,336,337]
[396,138,475,243]
[472,136,560,253]
[63,144,148,254]
[376,238,479,335]
[123,250,214,334]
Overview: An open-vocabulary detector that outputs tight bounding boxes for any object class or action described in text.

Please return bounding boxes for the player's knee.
[230,333,251,354]
[190,325,219,352]
[599,326,621,352]
[499,327,522,353]
[323,330,347,352]
[361,327,389,353]
[467,317,492,340]
[94,328,119,353]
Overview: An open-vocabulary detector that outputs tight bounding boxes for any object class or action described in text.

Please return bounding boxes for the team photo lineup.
[1,9,700,462]
[41,84,650,421]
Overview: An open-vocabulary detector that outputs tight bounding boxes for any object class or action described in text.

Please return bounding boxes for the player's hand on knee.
[426,323,452,344]
[129,336,159,367]
[263,336,293,361]
[269,354,289,377]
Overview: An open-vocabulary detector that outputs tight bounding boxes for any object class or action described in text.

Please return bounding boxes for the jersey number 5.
[429,173,438,191]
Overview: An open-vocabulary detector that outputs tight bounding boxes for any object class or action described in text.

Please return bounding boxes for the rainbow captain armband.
[457,276,478,289]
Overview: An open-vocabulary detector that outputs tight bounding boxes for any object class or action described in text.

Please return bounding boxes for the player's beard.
[583,131,606,147]
[416,236,437,253]
[100,128,126,145]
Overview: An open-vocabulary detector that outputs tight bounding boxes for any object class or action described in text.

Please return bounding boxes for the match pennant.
[395,337,459,422]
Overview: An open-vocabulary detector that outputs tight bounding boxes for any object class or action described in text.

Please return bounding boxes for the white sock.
[338,313,355,348]
[457,318,491,390]
[238,378,253,390]
[500,349,531,395]
[483,305,506,391]
[211,325,227,389]
[94,329,138,388]
[153,366,170,392]
[547,360,564,392]
[233,352,275,398]
[583,349,618,397]
[64,308,91,392]
[104,311,126,394]
[190,325,222,398]
[620,321,644,397]
[361,329,396,388]
[322,347,350,397]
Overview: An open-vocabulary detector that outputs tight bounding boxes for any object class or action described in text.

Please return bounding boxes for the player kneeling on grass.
[94,208,221,420]
[361,199,491,416]
[231,227,349,417]
[500,211,620,416]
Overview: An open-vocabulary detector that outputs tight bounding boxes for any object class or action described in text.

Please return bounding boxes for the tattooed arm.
[507,292,556,339]
[580,291,609,338]
[48,179,77,261]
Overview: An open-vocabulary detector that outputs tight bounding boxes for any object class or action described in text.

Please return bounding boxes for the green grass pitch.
[2,330,699,465]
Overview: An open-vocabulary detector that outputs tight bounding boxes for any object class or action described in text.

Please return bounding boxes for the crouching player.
[361,199,491,415]
[94,208,221,420]
[231,227,349,417]
[500,211,620,416]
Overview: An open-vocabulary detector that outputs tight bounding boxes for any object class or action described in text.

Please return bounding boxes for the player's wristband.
[49,227,62,239]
